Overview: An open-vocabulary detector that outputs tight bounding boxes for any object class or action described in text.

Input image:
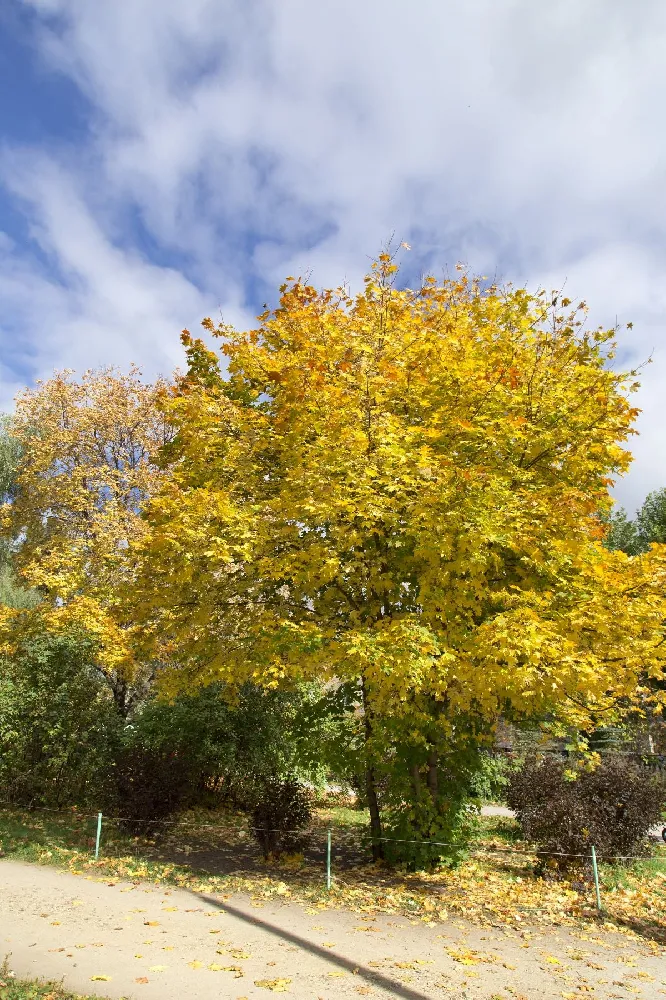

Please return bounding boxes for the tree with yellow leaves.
[135,256,666,854]
[2,367,174,716]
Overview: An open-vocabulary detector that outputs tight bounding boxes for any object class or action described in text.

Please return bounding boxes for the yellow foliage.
[132,258,666,735]
[1,366,173,713]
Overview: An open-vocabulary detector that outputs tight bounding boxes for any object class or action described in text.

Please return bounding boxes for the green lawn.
[0,961,113,1000]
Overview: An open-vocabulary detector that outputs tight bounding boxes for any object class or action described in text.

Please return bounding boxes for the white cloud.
[2,0,666,510]
[0,151,240,383]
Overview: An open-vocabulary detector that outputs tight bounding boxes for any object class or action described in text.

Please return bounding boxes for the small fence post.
[590,845,602,914]
[94,812,103,859]
[326,829,332,890]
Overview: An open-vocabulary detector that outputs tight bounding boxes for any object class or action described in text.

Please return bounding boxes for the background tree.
[604,486,666,751]
[637,488,666,549]
[605,487,666,555]
[0,416,39,609]
[135,257,666,859]
[1,368,174,716]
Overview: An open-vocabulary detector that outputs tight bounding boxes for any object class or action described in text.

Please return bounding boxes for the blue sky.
[1,0,666,512]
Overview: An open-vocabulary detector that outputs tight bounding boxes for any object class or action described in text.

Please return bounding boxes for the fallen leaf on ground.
[255,978,292,991]
[135,977,149,984]
[219,965,244,977]
[90,975,111,981]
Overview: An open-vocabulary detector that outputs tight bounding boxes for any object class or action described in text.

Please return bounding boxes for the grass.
[0,960,113,1000]
[0,802,664,944]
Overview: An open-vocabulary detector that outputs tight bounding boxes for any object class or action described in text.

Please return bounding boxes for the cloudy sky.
[1,0,665,512]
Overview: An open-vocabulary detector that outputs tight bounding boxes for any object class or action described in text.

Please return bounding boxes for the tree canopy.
[0,367,174,715]
[133,257,666,741]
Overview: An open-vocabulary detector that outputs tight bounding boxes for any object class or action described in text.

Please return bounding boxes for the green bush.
[111,741,196,836]
[124,681,338,810]
[379,744,486,871]
[0,630,119,808]
[468,752,516,803]
[251,778,314,859]
[507,754,666,873]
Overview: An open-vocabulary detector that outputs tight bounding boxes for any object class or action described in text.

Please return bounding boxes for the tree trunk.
[410,763,422,801]
[365,764,384,861]
[361,677,384,861]
[426,748,439,800]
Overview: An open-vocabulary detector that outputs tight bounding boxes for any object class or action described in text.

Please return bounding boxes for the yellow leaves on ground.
[446,947,499,966]
[217,964,244,976]
[90,974,111,981]
[254,978,292,991]
[37,829,665,940]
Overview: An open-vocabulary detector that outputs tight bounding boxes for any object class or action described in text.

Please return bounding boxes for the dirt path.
[1,859,664,999]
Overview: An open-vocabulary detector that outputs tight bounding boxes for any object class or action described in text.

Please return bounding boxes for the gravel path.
[1,859,665,999]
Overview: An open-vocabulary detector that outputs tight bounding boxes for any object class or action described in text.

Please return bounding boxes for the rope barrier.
[1,803,664,861]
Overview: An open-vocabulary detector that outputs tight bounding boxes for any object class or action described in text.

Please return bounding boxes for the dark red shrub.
[507,754,666,874]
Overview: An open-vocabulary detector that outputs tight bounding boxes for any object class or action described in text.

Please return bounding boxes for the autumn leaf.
[218,965,244,977]
[255,978,292,991]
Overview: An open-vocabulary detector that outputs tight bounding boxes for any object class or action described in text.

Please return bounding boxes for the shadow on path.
[197,891,439,1000]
